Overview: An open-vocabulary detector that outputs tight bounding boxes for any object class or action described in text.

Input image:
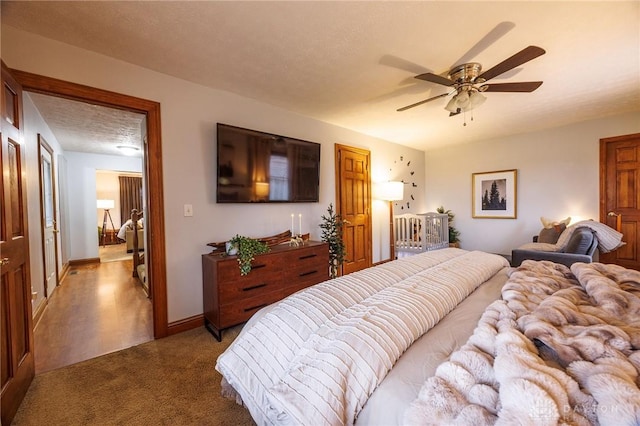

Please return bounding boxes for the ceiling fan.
[397,45,546,118]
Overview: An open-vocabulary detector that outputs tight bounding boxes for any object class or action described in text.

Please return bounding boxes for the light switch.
[184,204,193,217]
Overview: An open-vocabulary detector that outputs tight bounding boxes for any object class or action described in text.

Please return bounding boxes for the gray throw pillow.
[565,228,594,254]
[538,223,566,244]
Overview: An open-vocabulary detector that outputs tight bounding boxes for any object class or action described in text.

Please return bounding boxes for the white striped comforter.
[216,248,509,425]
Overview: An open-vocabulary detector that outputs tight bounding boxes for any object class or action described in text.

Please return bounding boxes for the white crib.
[394,213,449,256]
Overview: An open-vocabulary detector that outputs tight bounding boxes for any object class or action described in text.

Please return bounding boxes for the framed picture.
[472,169,517,219]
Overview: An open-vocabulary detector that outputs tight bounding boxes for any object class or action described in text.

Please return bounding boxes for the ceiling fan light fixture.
[456,90,471,109]
[444,95,459,113]
[468,90,487,110]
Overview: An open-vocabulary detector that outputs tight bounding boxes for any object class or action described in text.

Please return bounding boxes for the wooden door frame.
[11,69,169,338]
[334,143,372,272]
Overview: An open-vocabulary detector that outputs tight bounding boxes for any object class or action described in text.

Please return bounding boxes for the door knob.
[1,258,9,266]
[607,212,622,232]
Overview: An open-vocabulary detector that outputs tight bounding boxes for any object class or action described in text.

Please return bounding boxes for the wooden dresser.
[202,241,329,341]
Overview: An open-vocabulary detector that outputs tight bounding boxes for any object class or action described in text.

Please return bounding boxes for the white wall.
[425,111,640,255]
[65,152,142,260]
[2,25,426,323]
[22,93,65,311]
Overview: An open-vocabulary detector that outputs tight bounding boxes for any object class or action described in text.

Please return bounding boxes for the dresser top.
[204,240,327,260]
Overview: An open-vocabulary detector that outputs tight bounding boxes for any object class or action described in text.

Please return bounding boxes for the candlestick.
[299,213,302,236]
[291,214,294,236]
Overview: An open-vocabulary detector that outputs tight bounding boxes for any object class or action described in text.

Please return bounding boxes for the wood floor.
[34,258,153,374]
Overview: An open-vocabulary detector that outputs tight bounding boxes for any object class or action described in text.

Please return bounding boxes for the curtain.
[119,176,142,222]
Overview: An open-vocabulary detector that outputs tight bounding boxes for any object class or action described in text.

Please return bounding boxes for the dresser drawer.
[284,244,328,267]
[218,291,283,328]
[283,245,329,295]
[218,271,283,304]
[216,254,282,282]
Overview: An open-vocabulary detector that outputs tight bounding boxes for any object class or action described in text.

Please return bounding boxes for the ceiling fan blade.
[414,73,455,87]
[478,46,545,82]
[397,92,449,112]
[482,81,543,92]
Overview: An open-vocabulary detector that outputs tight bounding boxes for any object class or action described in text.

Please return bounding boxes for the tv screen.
[216,123,321,203]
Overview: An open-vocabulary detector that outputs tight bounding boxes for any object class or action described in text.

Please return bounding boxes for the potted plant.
[436,206,461,248]
[227,234,270,276]
[319,203,346,279]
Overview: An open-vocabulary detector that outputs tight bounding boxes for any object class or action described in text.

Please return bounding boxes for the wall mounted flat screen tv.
[216,123,321,203]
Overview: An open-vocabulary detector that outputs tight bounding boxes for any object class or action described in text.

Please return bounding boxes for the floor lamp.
[377,181,404,261]
[97,199,116,247]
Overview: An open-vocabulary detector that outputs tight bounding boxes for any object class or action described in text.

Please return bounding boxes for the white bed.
[117,217,145,252]
[394,212,449,256]
[216,244,639,425]
[216,248,509,425]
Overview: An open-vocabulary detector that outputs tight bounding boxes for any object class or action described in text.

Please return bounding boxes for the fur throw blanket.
[404,261,640,425]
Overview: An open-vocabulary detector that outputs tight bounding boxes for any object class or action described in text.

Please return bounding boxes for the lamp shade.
[97,199,115,209]
[376,181,404,201]
[255,182,270,198]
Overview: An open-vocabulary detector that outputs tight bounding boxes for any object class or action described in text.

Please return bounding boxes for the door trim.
[37,135,59,298]
[11,69,169,338]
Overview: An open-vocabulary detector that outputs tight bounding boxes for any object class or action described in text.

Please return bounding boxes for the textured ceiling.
[3,1,639,153]
[26,93,145,156]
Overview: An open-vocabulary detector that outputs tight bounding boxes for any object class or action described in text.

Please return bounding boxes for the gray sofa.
[511,227,598,268]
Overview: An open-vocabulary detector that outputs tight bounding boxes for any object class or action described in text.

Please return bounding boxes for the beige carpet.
[12,326,255,425]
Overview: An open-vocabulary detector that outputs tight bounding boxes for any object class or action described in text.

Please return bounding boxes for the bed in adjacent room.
[117,215,145,253]
[216,246,639,425]
[128,209,147,296]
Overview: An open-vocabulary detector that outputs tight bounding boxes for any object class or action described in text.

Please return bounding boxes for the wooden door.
[599,133,640,270]
[335,144,372,275]
[1,62,34,425]
[38,135,59,297]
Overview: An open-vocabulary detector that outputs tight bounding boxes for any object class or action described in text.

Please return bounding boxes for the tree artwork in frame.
[472,169,517,219]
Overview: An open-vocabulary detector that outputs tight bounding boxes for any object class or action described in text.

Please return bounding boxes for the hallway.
[34,260,153,374]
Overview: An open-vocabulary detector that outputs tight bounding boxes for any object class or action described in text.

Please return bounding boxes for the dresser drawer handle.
[244,303,267,313]
[298,254,317,260]
[242,283,267,292]
[252,264,267,269]
[299,270,318,277]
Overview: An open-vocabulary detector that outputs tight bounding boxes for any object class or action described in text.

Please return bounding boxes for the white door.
[39,135,59,296]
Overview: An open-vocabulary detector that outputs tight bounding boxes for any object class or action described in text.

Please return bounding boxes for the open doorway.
[96,170,144,264]
[12,69,168,375]
[13,69,168,339]
[27,93,154,372]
